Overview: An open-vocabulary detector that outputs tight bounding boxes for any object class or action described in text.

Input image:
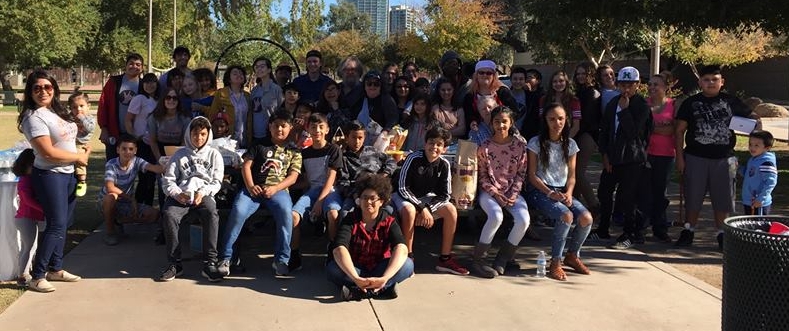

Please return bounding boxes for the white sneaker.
[29,278,56,293]
[46,270,81,282]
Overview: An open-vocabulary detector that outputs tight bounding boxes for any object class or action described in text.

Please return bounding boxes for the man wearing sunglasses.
[98,53,144,161]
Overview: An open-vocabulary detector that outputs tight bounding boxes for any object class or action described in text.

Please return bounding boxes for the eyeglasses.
[366,81,381,87]
[165,95,179,101]
[477,71,494,76]
[360,195,381,203]
[33,85,54,93]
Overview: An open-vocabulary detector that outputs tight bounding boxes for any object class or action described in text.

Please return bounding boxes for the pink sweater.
[15,176,44,221]
[478,136,529,201]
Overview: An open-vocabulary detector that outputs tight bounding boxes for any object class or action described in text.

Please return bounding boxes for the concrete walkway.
[0,218,722,331]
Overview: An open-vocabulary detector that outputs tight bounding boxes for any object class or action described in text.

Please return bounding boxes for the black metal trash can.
[722,215,789,331]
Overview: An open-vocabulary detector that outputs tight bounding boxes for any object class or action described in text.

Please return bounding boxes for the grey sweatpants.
[162,196,219,264]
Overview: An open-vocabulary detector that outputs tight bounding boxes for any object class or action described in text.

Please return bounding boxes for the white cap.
[617,66,640,82]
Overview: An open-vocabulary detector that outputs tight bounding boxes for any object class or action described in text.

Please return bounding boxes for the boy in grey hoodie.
[158,116,225,282]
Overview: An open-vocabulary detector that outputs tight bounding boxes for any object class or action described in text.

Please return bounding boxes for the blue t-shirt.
[98,156,150,200]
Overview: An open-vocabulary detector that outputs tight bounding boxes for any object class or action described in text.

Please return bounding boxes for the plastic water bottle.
[536,251,547,278]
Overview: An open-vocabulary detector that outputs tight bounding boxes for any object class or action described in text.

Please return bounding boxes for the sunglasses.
[477,71,494,76]
[366,81,381,87]
[165,95,179,101]
[33,84,54,93]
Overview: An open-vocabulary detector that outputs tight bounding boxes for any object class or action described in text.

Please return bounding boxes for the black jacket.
[598,94,652,166]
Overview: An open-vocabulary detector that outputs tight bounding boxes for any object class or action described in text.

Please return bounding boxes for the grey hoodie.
[161,116,225,199]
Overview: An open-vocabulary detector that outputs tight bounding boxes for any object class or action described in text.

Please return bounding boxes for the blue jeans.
[220,188,293,264]
[325,258,414,290]
[30,168,76,279]
[526,187,591,259]
[292,186,343,220]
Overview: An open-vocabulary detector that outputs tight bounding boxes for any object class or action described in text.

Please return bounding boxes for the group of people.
[12,46,778,301]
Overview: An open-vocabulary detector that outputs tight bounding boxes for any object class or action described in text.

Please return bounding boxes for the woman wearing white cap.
[462,60,518,136]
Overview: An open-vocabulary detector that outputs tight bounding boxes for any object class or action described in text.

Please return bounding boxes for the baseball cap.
[363,70,382,82]
[475,60,496,73]
[617,66,640,83]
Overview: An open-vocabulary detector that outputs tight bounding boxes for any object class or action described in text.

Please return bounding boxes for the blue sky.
[271,0,426,18]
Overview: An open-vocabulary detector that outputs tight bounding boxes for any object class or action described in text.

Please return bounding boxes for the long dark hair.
[390,75,414,105]
[401,93,436,128]
[489,106,519,137]
[431,77,459,109]
[538,102,571,169]
[12,149,35,176]
[140,73,160,99]
[252,57,276,83]
[316,79,343,114]
[152,87,189,121]
[18,70,74,133]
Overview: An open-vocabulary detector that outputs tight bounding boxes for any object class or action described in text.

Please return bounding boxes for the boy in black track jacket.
[393,127,469,276]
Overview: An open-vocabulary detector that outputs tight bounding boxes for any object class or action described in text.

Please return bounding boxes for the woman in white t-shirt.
[18,70,90,292]
[524,103,593,281]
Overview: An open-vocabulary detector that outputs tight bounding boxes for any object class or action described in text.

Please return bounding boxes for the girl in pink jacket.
[13,149,45,286]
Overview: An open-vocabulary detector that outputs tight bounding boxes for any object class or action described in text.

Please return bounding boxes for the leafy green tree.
[0,0,101,90]
[661,26,785,78]
[288,0,325,57]
[420,0,502,70]
[499,0,655,67]
[207,4,287,73]
[325,1,372,35]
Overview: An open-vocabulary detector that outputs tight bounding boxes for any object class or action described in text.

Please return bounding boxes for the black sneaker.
[158,264,183,282]
[717,233,724,251]
[217,260,231,277]
[376,283,398,300]
[288,250,303,273]
[202,262,223,282]
[341,285,366,301]
[272,261,289,276]
[610,234,634,250]
[675,229,694,247]
[588,229,611,241]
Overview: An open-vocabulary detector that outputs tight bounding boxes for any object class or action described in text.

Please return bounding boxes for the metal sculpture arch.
[213,38,301,76]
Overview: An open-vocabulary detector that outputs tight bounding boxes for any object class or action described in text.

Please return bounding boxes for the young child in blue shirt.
[740,130,778,216]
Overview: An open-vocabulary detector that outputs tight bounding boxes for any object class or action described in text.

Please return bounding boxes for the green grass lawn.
[0,111,105,313]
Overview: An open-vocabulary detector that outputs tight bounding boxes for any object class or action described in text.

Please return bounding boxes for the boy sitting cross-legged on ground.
[158,116,225,282]
[99,134,164,246]
[288,113,344,272]
[331,121,397,240]
[327,174,413,301]
[393,127,469,275]
[218,110,302,278]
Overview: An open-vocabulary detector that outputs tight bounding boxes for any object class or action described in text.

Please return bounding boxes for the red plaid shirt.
[335,209,404,271]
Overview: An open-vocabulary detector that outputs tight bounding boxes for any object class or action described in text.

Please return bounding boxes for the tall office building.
[389,5,416,36]
[343,0,390,38]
